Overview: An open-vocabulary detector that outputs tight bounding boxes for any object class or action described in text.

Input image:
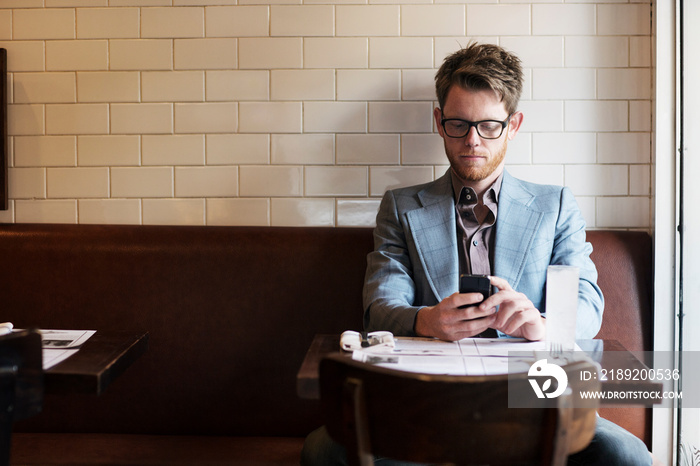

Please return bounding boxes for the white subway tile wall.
[1,1,651,229]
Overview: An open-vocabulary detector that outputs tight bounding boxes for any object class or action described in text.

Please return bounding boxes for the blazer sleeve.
[550,187,605,339]
[362,190,424,336]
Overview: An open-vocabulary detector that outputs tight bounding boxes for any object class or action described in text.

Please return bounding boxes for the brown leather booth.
[587,230,653,445]
[0,224,652,465]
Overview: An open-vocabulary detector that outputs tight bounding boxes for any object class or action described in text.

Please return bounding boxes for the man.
[302,42,654,466]
[363,43,602,343]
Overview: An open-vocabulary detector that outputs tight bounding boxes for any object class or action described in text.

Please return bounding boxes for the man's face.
[434,86,522,186]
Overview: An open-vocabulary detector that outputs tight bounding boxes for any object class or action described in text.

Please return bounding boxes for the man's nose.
[464,126,481,145]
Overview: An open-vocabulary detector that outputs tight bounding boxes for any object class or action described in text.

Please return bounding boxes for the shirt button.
[473,240,478,246]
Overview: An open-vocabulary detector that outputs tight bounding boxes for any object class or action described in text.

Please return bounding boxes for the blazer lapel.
[494,171,543,290]
[405,173,459,302]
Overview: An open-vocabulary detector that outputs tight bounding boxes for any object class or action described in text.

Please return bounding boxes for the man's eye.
[447,121,467,130]
[479,122,501,132]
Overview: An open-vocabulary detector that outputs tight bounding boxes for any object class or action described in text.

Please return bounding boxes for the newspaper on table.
[1,327,95,370]
[39,329,96,370]
[348,336,584,377]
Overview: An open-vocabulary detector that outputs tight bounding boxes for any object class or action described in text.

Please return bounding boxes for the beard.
[446,138,508,183]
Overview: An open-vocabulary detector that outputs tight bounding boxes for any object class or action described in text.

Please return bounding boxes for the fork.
[549,341,563,359]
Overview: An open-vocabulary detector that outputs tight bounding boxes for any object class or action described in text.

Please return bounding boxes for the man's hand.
[480,276,545,341]
[414,292,497,341]
[414,275,546,341]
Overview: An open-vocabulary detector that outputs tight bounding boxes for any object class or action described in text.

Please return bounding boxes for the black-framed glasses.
[439,112,513,139]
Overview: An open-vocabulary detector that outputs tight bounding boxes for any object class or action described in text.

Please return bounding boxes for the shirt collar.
[450,169,504,205]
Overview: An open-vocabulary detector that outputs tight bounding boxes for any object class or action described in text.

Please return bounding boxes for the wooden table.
[1,331,149,466]
[44,331,149,396]
[297,334,664,404]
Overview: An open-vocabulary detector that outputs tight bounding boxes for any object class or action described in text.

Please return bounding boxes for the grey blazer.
[362,169,604,339]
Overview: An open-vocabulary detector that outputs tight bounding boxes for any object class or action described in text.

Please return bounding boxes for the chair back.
[0,329,43,466]
[320,353,600,466]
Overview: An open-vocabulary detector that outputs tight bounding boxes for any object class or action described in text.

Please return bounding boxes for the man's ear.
[434,107,445,138]
[506,111,524,140]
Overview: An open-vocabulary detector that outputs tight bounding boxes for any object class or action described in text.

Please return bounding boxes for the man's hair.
[435,42,523,115]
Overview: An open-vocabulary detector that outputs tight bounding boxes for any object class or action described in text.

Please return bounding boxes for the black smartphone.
[459,274,492,307]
